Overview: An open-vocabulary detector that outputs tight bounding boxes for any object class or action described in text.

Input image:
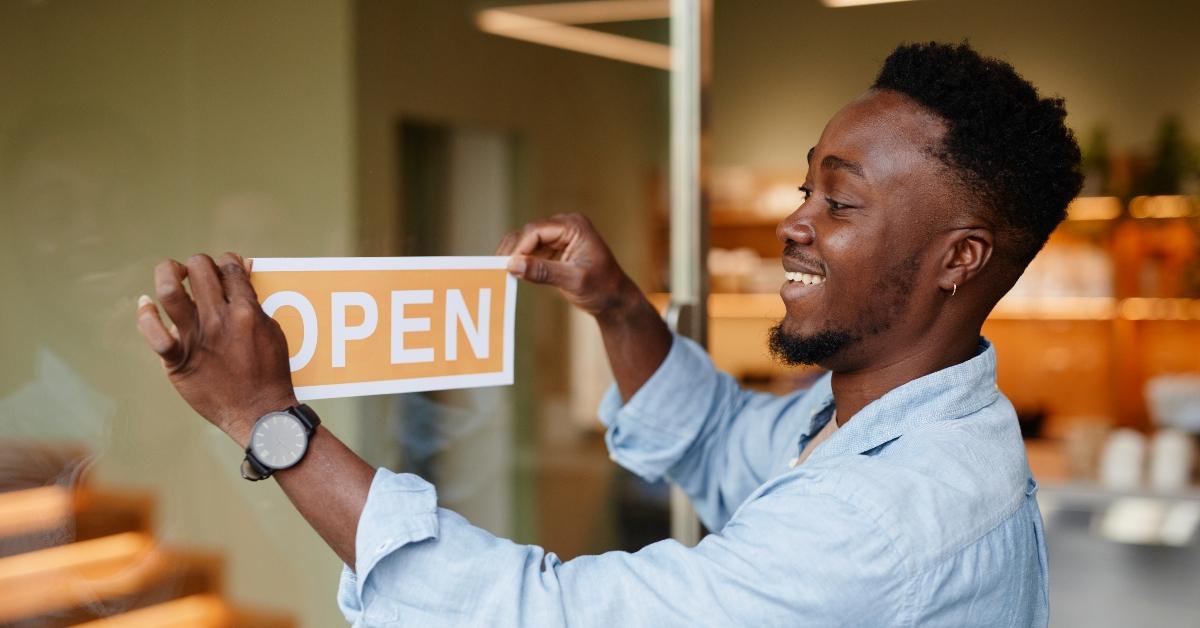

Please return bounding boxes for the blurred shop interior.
[1,0,1199,626]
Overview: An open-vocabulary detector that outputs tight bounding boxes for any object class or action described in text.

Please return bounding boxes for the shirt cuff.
[598,333,720,481]
[336,564,361,624]
[337,467,441,614]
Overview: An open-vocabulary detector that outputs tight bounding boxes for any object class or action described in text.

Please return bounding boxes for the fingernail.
[508,257,526,275]
[137,295,153,309]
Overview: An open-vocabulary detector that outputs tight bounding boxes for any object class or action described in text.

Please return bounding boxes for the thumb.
[508,255,576,288]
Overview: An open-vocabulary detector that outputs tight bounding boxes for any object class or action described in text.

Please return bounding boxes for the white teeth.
[784,271,825,285]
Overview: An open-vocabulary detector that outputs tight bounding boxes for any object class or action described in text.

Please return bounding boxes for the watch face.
[250,412,309,469]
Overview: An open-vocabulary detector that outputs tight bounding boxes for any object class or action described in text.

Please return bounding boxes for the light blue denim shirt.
[337,334,1049,627]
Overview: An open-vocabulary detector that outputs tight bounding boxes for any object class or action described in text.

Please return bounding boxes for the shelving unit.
[645,178,1200,435]
[654,293,1200,322]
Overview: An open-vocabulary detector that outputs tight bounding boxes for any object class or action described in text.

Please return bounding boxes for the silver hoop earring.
[951,282,957,297]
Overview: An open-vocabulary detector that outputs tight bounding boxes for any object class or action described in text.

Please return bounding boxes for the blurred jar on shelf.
[708,247,783,294]
[1007,231,1114,299]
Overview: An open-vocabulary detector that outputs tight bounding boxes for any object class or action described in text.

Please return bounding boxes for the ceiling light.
[821,0,920,7]
[477,1,671,70]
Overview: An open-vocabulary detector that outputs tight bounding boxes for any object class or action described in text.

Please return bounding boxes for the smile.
[784,271,825,286]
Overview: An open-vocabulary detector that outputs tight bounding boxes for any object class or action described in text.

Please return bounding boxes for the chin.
[767,321,856,367]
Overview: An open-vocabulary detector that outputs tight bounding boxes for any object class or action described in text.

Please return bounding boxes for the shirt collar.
[802,337,1001,464]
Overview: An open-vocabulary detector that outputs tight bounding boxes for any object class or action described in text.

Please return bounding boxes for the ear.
[938,228,994,293]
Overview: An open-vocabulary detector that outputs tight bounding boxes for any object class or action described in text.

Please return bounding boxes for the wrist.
[226,420,253,450]
[594,277,647,327]
[222,393,300,449]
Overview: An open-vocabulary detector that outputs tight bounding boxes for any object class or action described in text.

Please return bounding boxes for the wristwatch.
[240,404,321,481]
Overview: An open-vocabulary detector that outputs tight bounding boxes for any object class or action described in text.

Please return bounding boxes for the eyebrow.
[820,154,865,179]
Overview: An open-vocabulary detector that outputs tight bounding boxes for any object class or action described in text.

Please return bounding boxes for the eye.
[798,186,812,201]
[826,197,849,211]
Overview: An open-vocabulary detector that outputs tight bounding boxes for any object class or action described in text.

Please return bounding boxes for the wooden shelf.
[75,593,295,628]
[991,297,1117,320]
[0,485,72,539]
[709,195,1198,227]
[649,293,1200,322]
[710,210,787,228]
[0,443,293,626]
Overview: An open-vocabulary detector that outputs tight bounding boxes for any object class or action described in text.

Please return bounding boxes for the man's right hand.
[496,213,640,322]
[496,213,672,402]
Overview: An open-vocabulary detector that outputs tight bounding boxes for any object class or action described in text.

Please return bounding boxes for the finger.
[155,259,198,337]
[508,255,579,288]
[217,252,258,304]
[494,230,520,256]
[513,222,572,257]
[136,295,184,364]
[186,254,226,321]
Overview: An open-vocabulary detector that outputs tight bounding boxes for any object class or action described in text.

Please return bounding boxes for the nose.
[776,203,816,247]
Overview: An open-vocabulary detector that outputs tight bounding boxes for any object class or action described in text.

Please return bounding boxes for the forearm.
[228,421,374,568]
[595,280,673,402]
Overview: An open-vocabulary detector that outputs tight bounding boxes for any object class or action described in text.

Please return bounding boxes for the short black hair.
[873,42,1083,266]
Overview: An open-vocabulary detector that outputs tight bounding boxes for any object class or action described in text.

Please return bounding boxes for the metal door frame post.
[666,0,711,547]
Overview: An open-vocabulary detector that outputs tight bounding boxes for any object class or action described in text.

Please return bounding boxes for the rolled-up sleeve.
[337,469,440,624]
[337,465,907,627]
[598,334,816,528]
[597,334,724,481]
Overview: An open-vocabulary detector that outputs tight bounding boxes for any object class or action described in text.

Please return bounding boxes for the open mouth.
[784,271,825,286]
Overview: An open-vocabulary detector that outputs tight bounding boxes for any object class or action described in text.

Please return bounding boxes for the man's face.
[771,89,960,370]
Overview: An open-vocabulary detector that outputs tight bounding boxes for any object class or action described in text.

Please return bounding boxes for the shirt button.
[788,457,800,468]
[609,453,618,462]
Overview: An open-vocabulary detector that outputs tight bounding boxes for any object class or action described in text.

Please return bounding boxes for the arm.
[135,253,372,567]
[599,332,820,528]
[336,467,905,626]
[497,214,817,527]
[495,213,671,402]
[242,422,374,568]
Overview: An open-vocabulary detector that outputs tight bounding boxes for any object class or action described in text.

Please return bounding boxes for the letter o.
[261,291,318,372]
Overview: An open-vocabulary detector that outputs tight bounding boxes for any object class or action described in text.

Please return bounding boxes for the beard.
[768,249,922,367]
[768,325,856,365]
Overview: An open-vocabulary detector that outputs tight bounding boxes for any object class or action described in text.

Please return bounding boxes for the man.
[136,42,1081,626]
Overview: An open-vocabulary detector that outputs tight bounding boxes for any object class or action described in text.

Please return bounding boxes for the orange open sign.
[249,257,517,400]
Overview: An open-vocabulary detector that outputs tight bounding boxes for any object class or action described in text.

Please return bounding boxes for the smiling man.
[137,42,1081,626]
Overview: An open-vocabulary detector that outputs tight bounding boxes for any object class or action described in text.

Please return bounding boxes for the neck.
[828,330,979,426]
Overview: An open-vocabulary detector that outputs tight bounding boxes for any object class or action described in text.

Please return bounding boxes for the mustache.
[782,243,827,274]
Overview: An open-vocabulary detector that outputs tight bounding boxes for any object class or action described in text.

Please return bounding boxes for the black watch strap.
[241,453,272,481]
[290,403,321,433]
[241,404,321,481]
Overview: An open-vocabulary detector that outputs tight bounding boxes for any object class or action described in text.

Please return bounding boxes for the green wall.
[0,1,355,626]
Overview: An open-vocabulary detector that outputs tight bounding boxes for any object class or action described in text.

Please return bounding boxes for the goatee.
[768,324,856,366]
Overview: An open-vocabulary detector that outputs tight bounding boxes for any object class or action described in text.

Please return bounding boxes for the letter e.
[391,290,435,363]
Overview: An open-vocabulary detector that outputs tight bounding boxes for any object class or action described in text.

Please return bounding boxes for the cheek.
[822,223,893,284]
